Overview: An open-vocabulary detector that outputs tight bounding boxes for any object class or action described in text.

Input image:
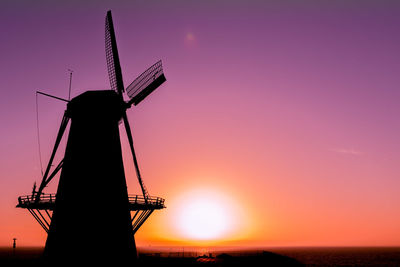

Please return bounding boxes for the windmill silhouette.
[17,10,166,263]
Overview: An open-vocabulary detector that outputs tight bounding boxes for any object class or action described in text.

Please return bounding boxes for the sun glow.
[170,188,243,241]
[178,197,229,240]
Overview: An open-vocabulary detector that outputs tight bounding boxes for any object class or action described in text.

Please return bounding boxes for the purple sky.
[1,0,400,246]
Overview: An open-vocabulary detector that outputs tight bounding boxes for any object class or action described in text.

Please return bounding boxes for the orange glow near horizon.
[126,172,263,248]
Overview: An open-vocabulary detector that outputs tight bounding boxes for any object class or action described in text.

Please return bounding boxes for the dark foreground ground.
[1,247,400,266]
[0,248,302,266]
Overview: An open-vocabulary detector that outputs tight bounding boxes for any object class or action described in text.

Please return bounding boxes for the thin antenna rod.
[68,69,73,101]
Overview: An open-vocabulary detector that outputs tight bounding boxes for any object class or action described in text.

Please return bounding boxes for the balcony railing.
[17,193,165,210]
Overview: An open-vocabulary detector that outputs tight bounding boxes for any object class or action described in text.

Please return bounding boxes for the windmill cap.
[66,90,124,121]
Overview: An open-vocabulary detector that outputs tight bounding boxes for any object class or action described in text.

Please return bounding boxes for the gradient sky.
[1,0,400,247]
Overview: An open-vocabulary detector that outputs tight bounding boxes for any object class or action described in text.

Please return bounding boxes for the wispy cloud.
[331,148,363,156]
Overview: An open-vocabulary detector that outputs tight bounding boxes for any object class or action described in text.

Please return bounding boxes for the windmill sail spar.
[105,10,154,201]
[105,10,124,94]
[122,112,150,202]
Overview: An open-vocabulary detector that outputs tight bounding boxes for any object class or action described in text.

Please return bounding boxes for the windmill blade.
[126,60,166,106]
[122,111,149,202]
[105,10,124,95]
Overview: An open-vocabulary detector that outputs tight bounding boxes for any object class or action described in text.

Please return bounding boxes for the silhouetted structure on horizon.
[17,10,166,264]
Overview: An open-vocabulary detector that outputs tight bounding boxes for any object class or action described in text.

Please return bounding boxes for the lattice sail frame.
[105,11,124,95]
[105,18,118,92]
[126,60,163,99]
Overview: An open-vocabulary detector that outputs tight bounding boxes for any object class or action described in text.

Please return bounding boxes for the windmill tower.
[16,11,166,263]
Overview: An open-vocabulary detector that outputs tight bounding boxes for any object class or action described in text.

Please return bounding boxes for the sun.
[178,198,229,240]
[172,189,237,241]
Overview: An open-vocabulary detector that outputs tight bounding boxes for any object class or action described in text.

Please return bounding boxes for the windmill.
[16,10,166,263]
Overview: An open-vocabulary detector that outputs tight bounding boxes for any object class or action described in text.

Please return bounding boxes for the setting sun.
[166,188,246,242]
[178,196,229,240]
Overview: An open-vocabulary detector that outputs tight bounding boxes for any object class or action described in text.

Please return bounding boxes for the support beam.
[37,210,50,228]
[44,160,63,186]
[44,209,52,221]
[133,210,154,234]
[132,210,147,230]
[36,114,69,202]
[131,210,139,223]
[28,209,48,233]
[37,91,69,103]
